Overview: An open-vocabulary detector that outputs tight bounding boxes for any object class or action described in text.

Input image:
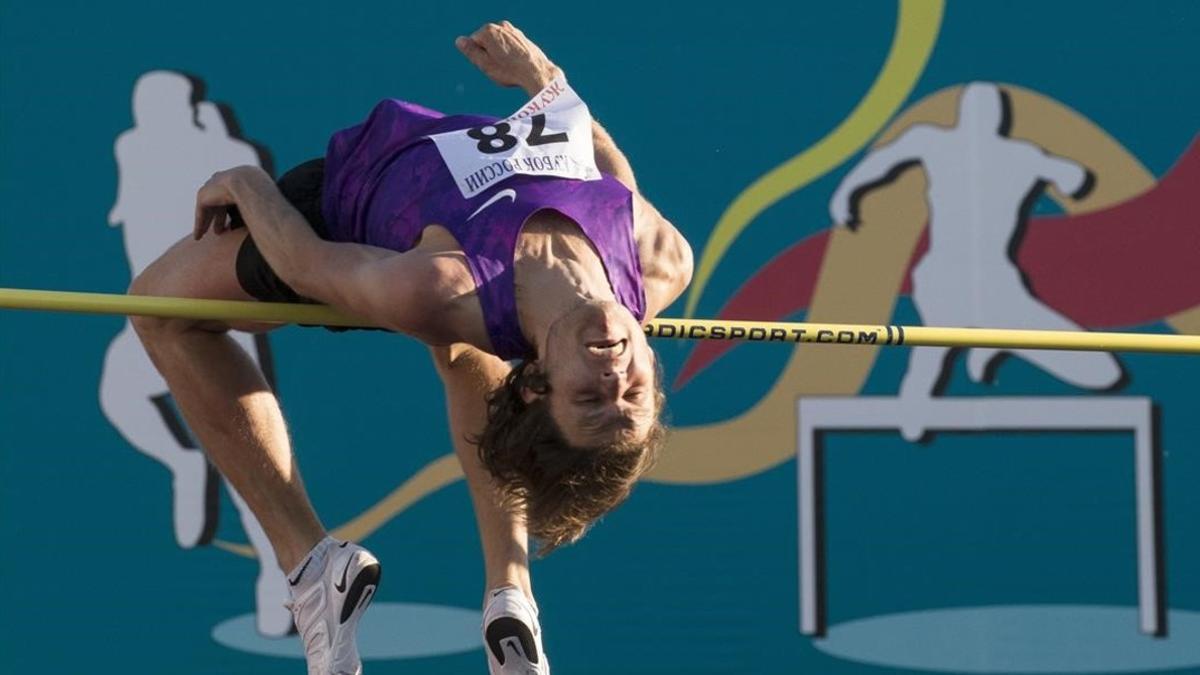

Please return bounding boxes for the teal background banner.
[2,1,1198,673]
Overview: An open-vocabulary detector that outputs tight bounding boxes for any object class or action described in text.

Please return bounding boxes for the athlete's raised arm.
[193,165,460,341]
[456,21,693,318]
[455,22,643,198]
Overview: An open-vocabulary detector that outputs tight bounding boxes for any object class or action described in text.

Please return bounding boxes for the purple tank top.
[320,99,645,360]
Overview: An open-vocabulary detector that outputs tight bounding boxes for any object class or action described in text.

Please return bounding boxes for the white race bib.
[428,76,601,198]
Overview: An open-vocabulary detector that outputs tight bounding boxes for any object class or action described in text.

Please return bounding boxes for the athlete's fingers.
[194,183,217,239]
[475,23,510,51]
[456,35,489,69]
[194,169,241,238]
[212,207,229,236]
[194,186,210,239]
[203,207,220,238]
[499,20,530,46]
[194,204,211,240]
[455,34,480,54]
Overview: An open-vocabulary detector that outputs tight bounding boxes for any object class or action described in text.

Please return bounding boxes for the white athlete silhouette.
[101,70,292,637]
[830,82,1122,440]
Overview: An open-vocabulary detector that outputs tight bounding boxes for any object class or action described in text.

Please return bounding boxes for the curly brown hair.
[474,360,667,556]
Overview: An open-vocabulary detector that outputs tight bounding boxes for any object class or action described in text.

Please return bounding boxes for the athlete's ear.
[519,361,549,404]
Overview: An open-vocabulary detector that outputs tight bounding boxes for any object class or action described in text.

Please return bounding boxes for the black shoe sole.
[341,562,382,624]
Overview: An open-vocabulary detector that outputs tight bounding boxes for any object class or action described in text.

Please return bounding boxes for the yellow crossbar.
[2,287,1198,354]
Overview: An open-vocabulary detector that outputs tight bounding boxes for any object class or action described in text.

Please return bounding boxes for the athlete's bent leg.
[133,232,383,673]
[129,230,325,572]
[227,485,295,637]
[225,330,295,637]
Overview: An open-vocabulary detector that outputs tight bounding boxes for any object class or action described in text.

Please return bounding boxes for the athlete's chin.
[572,301,640,343]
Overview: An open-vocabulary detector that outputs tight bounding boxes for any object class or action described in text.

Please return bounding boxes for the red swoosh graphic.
[676,134,1200,389]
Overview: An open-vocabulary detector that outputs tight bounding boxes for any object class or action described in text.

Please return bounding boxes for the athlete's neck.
[513,212,615,354]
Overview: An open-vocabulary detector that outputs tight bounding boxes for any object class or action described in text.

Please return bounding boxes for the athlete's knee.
[128,273,169,338]
[128,272,200,341]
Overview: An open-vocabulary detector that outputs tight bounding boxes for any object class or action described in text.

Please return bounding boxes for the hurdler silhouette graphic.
[831,83,1122,440]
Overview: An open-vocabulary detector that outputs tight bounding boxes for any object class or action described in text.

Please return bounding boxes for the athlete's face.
[538,300,658,447]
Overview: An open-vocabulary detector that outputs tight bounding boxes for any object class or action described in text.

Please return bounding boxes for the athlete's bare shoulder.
[633,195,692,319]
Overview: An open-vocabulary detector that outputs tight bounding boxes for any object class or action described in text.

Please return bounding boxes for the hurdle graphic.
[796,396,1164,637]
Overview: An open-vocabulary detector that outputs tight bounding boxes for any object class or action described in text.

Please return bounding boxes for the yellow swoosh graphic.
[683,0,944,317]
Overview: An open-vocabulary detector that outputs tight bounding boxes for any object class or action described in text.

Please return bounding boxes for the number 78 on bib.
[428,76,603,198]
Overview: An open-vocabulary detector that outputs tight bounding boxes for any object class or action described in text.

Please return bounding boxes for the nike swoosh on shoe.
[335,557,352,593]
[288,557,312,586]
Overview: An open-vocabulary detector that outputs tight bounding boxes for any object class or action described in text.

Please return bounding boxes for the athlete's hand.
[193,166,264,240]
[455,21,561,95]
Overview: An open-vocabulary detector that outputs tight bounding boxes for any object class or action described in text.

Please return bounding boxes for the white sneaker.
[483,587,549,674]
[288,541,381,675]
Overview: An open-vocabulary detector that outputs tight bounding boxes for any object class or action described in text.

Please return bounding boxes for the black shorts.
[232,159,375,332]
[233,158,327,305]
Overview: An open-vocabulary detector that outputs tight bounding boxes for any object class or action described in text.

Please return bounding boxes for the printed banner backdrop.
[2,1,1198,673]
